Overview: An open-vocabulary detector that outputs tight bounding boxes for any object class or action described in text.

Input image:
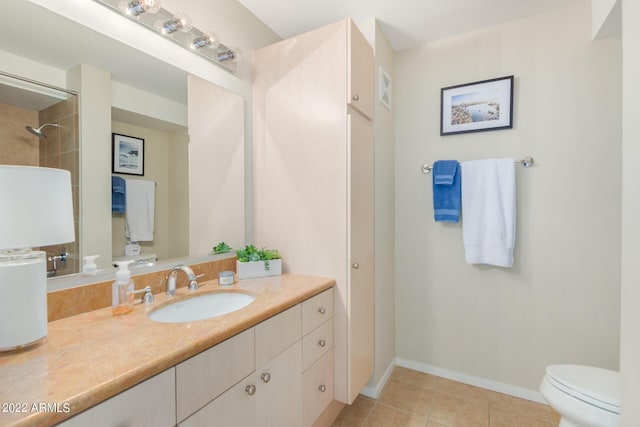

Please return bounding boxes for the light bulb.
[118,0,161,17]
[191,32,219,49]
[217,47,242,62]
[157,12,193,34]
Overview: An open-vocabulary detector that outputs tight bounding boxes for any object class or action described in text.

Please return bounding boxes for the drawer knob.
[318,307,326,315]
[318,339,326,348]
[261,373,271,383]
[352,263,360,270]
[245,384,256,396]
[352,94,360,101]
[318,385,327,392]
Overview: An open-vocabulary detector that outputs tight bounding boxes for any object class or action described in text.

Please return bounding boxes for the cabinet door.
[180,373,256,427]
[59,369,176,427]
[256,341,302,427]
[346,111,374,403]
[176,328,255,422]
[347,20,374,120]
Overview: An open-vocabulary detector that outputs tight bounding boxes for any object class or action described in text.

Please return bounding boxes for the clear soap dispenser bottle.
[112,261,135,315]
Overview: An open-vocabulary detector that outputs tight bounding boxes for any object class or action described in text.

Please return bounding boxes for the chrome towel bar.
[421,156,534,174]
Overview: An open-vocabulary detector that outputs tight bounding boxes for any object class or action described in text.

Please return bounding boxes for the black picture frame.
[440,75,514,136]
[112,133,144,176]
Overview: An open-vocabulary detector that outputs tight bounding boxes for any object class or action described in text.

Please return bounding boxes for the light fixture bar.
[92,0,237,72]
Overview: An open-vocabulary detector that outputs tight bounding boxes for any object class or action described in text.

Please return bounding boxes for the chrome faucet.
[165,265,200,296]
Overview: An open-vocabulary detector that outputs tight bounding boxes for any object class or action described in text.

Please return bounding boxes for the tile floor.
[333,367,560,427]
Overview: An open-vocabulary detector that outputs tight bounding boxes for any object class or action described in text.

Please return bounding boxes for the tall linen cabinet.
[253,19,374,408]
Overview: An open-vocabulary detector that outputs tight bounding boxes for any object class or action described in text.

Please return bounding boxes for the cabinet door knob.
[245,384,256,396]
[352,94,360,101]
[261,373,271,383]
[352,263,360,270]
[318,385,327,392]
[318,307,326,315]
[318,339,326,348]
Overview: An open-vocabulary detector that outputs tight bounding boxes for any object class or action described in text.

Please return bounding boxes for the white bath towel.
[461,159,516,268]
[125,178,155,242]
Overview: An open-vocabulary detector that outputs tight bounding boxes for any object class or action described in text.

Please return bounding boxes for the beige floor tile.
[488,392,551,422]
[435,378,490,405]
[548,407,561,427]
[489,407,552,427]
[333,395,376,427]
[427,423,449,427]
[428,393,489,427]
[364,403,428,427]
[391,366,440,390]
[379,378,436,416]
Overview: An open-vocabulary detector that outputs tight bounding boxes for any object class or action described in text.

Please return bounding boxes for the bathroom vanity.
[0,274,334,427]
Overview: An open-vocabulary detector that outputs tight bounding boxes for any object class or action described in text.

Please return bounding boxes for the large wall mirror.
[1,0,246,287]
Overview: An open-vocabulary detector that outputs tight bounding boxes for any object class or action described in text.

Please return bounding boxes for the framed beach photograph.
[440,75,514,136]
[112,133,144,176]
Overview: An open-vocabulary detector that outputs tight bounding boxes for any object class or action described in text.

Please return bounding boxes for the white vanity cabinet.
[179,289,334,427]
[254,18,374,405]
[57,369,176,427]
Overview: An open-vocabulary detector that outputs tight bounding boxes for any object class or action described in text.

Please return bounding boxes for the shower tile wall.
[38,97,80,275]
[0,103,39,165]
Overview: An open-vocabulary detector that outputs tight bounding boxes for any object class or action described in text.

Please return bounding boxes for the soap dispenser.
[82,255,100,274]
[112,261,135,315]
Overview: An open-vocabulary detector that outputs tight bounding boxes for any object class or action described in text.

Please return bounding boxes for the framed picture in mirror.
[112,133,144,176]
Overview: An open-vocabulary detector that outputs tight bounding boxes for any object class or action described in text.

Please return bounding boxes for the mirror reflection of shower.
[0,70,79,277]
[25,122,60,139]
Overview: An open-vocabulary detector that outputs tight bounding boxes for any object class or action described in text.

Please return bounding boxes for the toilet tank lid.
[546,364,620,409]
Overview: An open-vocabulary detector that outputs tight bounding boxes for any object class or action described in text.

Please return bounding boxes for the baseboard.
[360,359,395,399]
[395,358,547,404]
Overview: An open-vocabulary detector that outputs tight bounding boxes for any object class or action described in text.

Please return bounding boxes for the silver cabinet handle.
[352,94,360,101]
[245,384,256,396]
[318,307,326,315]
[318,339,326,348]
[261,373,271,383]
[318,385,327,392]
[352,263,359,270]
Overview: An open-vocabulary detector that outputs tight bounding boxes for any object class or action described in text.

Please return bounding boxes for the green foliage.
[212,242,231,253]
[236,245,281,270]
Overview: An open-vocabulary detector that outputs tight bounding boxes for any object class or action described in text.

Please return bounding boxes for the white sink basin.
[148,292,256,323]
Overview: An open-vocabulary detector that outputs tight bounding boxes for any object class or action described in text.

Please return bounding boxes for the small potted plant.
[235,245,282,279]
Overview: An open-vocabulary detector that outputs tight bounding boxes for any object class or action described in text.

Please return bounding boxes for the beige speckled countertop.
[0,274,335,427]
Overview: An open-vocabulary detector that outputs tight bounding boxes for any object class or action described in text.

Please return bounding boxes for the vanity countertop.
[0,273,335,427]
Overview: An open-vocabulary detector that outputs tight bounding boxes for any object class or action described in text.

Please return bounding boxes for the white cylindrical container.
[218,271,235,286]
[0,251,48,350]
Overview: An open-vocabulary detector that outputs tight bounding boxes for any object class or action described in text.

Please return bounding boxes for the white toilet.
[540,364,619,427]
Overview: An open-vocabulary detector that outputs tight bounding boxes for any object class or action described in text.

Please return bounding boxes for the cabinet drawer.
[176,328,255,422]
[302,318,333,371]
[302,348,334,427]
[255,304,301,367]
[302,288,334,335]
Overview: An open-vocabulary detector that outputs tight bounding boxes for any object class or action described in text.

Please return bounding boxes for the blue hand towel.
[112,176,126,213]
[432,160,461,223]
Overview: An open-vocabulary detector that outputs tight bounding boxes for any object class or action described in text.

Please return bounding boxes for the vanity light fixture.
[118,0,161,17]
[157,12,192,35]
[217,48,241,62]
[191,32,219,50]
[93,0,238,71]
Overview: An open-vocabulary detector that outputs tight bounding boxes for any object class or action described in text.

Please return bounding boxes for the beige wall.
[395,0,621,396]
[620,0,640,424]
[111,121,188,261]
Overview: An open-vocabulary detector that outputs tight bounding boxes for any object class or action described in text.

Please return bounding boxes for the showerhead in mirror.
[25,123,60,139]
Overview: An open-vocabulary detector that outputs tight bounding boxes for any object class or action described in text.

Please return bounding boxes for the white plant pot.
[236,259,282,279]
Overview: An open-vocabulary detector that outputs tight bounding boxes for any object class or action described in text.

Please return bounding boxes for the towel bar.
[421,156,534,174]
